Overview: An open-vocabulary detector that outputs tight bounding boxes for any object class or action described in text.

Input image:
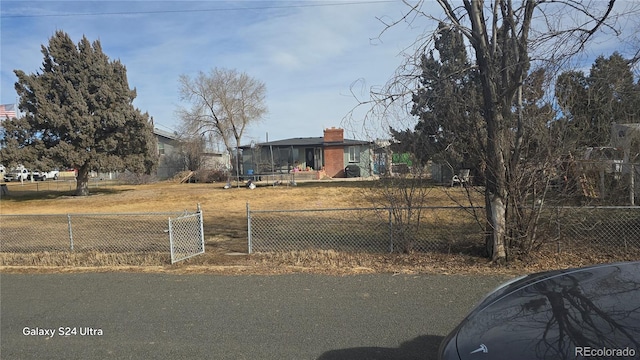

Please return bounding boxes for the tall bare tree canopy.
[178,68,267,180]
[0,31,157,196]
[360,0,635,263]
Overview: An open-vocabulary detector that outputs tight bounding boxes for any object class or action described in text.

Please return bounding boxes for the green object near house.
[392,153,413,166]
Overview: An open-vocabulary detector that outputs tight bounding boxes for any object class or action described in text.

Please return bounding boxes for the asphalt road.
[0,273,510,360]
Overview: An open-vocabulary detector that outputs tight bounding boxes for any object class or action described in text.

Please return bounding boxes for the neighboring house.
[568,124,640,202]
[609,123,640,203]
[202,151,231,172]
[239,127,374,178]
[154,128,230,180]
[154,128,182,179]
[610,123,640,163]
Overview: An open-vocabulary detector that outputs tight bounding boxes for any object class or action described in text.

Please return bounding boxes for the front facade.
[239,127,373,178]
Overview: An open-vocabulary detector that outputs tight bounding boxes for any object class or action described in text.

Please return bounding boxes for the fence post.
[197,203,205,253]
[67,214,74,251]
[247,202,252,254]
[556,207,561,253]
[630,164,635,206]
[168,217,175,263]
[388,208,393,253]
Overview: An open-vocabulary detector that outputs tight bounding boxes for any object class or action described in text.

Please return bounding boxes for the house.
[610,123,640,163]
[239,127,374,179]
[154,128,183,179]
[154,128,230,180]
[569,123,640,202]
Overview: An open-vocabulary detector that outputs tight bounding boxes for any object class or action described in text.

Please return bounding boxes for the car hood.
[453,261,640,360]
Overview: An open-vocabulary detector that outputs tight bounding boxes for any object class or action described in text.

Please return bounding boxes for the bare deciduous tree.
[178,68,267,182]
[352,0,632,263]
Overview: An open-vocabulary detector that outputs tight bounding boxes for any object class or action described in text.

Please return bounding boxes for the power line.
[1,1,396,19]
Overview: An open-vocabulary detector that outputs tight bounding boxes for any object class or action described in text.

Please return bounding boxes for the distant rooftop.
[153,128,179,140]
[239,136,371,149]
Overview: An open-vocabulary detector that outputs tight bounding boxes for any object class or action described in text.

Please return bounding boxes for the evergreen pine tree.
[1,31,156,195]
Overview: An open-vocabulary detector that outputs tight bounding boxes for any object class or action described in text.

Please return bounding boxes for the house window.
[348,146,360,163]
[158,142,165,155]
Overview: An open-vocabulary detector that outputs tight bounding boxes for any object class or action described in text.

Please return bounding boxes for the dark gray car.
[439,261,640,360]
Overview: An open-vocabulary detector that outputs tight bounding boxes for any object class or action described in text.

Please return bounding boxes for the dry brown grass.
[1,180,636,275]
[0,181,370,244]
[1,181,379,272]
[3,247,636,276]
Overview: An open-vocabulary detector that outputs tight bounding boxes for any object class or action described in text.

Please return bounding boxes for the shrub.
[195,169,229,183]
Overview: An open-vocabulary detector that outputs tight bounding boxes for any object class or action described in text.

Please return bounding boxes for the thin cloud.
[3,1,634,145]
[2,1,411,142]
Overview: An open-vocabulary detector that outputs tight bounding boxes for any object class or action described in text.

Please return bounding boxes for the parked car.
[4,168,30,182]
[438,261,640,360]
[30,170,59,181]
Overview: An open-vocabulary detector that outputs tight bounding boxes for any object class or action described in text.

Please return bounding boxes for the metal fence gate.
[168,208,205,263]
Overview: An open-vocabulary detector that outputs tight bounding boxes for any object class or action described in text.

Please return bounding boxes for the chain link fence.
[536,206,640,252]
[247,204,640,255]
[247,205,486,253]
[169,211,205,263]
[0,178,126,194]
[0,208,204,263]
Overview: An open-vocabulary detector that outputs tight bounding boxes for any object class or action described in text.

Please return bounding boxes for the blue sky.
[1,1,637,147]
[1,0,428,145]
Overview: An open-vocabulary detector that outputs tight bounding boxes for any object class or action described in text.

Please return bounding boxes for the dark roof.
[239,137,372,149]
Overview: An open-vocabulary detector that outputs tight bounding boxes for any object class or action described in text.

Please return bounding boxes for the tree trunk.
[489,193,507,264]
[462,0,509,264]
[75,164,90,196]
[480,93,509,264]
[484,126,508,264]
[235,137,241,187]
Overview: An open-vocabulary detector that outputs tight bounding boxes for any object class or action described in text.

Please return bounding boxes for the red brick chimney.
[323,127,344,142]
[323,127,345,178]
